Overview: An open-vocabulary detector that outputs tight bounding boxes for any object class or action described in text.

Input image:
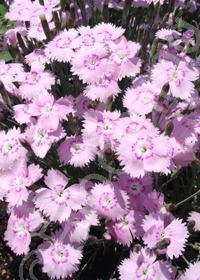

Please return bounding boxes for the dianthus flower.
[1,159,42,207]
[113,115,159,141]
[58,135,97,167]
[35,169,87,222]
[152,60,199,100]
[116,173,152,211]
[5,209,43,255]
[24,122,65,158]
[123,82,160,116]
[178,261,200,280]
[118,248,175,280]
[71,44,113,83]
[62,207,99,243]
[28,91,74,130]
[45,29,79,62]
[156,29,181,41]
[109,37,141,80]
[142,214,189,259]
[38,232,82,279]
[108,210,144,245]
[84,75,120,103]
[89,182,129,220]
[18,63,55,100]
[0,127,27,170]
[93,23,125,44]
[117,134,172,178]
[82,109,120,150]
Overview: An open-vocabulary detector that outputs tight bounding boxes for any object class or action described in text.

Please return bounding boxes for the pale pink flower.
[117,173,153,211]
[71,44,114,83]
[27,91,74,130]
[0,60,24,84]
[108,210,144,245]
[24,123,65,158]
[58,136,97,167]
[84,75,120,102]
[45,29,79,62]
[0,127,27,170]
[18,63,55,100]
[93,23,124,43]
[117,134,172,178]
[77,26,96,47]
[82,109,120,150]
[156,29,181,41]
[152,60,199,100]
[35,169,87,222]
[62,208,99,243]
[1,159,42,207]
[38,236,82,279]
[113,115,159,141]
[89,182,129,220]
[119,249,175,280]
[123,82,159,116]
[143,214,189,259]
[5,210,43,255]
[109,37,141,80]
[25,49,49,66]
[179,261,200,280]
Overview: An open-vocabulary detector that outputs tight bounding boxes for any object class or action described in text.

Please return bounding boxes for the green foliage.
[0,3,13,62]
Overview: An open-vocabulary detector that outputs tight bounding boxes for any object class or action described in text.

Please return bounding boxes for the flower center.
[56,37,71,48]
[36,129,44,140]
[51,245,69,264]
[99,192,117,210]
[84,54,100,70]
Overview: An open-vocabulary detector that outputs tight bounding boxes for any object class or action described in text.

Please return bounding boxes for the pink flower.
[28,23,51,41]
[108,210,144,245]
[0,60,24,84]
[84,75,120,102]
[18,63,55,100]
[152,60,199,100]
[109,37,141,80]
[38,236,82,279]
[1,159,42,207]
[5,210,43,255]
[71,44,113,83]
[117,173,153,211]
[35,169,87,222]
[118,249,175,280]
[62,208,99,243]
[0,127,27,170]
[142,214,189,259]
[25,123,65,158]
[25,49,49,66]
[93,23,124,43]
[77,26,96,47]
[89,182,129,220]
[179,261,200,280]
[113,115,159,141]
[28,91,74,131]
[82,109,120,150]
[156,29,181,41]
[58,136,97,167]
[45,29,79,62]
[187,211,200,232]
[123,82,159,116]
[117,134,172,178]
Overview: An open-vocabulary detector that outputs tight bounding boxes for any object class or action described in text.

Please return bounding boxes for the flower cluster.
[0,0,200,279]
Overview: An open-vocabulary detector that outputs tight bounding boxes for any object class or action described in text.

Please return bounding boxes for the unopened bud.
[156,238,171,250]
